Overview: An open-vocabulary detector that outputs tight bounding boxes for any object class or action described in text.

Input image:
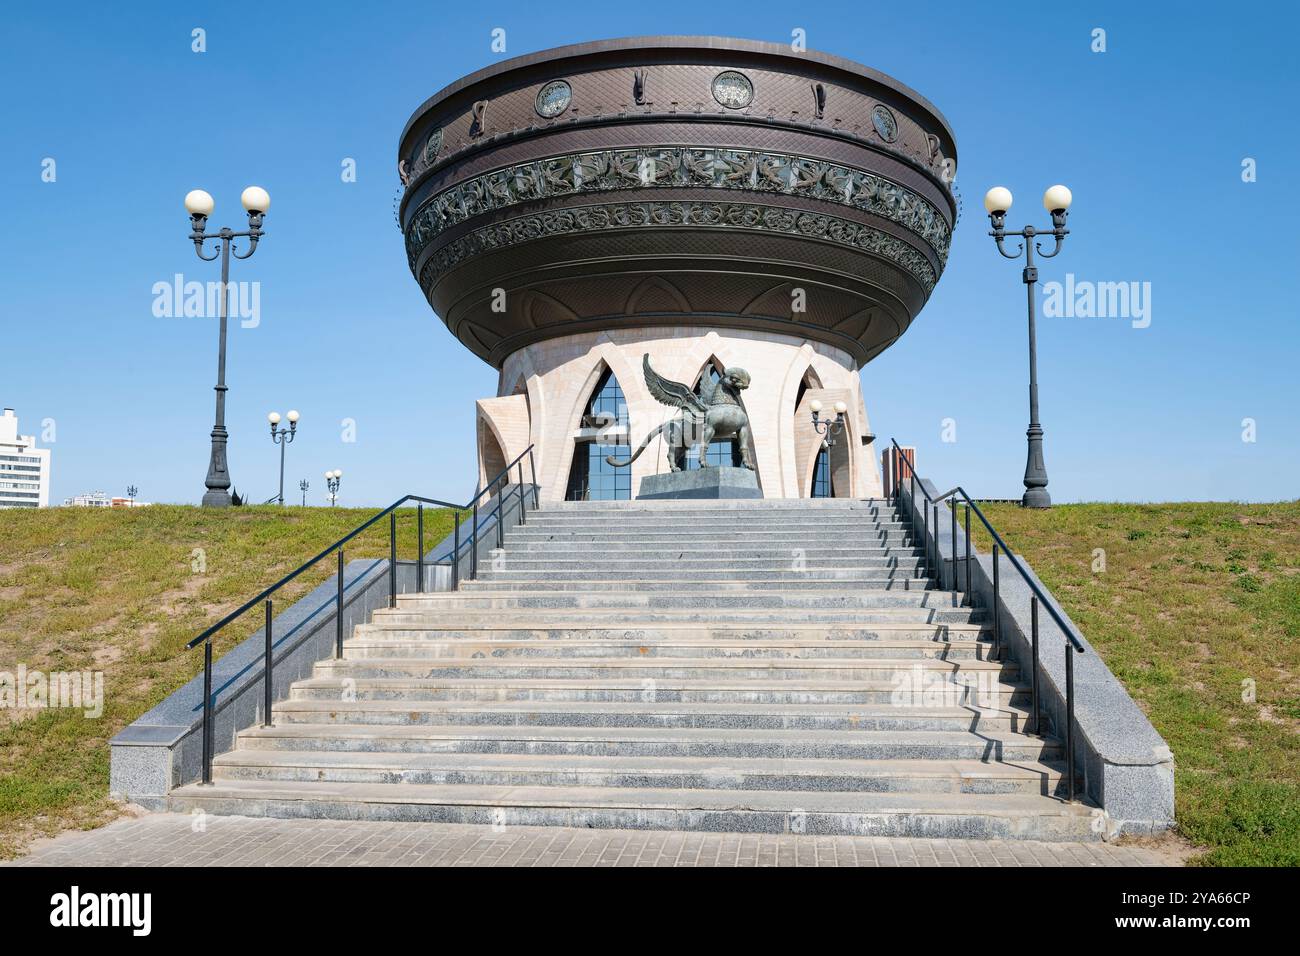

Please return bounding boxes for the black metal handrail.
[890,438,1084,803]
[188,444,537,785]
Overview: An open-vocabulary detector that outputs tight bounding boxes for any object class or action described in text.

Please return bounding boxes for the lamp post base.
[1021,487,1052,509]
[201,489,232,508]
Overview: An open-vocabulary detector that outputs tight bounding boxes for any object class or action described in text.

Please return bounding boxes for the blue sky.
[2,0,1296,506]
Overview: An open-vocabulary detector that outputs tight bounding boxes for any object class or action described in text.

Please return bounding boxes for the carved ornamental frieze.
[404,146,951,271]
[416,199,938,294]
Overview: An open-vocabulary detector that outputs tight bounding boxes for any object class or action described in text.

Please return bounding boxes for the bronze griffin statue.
[606,354,755,472]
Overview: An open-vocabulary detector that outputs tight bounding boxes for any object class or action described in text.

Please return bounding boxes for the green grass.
[0,504,458,858]
[969,502,1300,866]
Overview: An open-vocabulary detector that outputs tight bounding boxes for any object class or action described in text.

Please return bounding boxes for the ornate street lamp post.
[299,478,309,507]
[809,399,848,447]
[267,410,299,505]
[325,469,342,507]
[984,184,1073,509]
[126,484,138,507]
[184,186,271,507]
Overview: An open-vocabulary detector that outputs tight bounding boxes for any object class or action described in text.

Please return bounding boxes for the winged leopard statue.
[606,354,755,472]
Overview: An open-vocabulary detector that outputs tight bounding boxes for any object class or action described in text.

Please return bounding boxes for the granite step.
[210,750,1069,796]
[500,544,922,558]
[370,608,989,627]
[517,520,913,533]
[504,528,915,541]
[391,590,963,610]
[539,499,896,511]
[457,578,936,592]
[348,624,991,642]
[275,677,1027,707]
[475,558,929,572]
[240,704,1037,740]
[168,779,1100,840]
[311,655,1018,681]
[337,638,995,660]
[472,569,931,582]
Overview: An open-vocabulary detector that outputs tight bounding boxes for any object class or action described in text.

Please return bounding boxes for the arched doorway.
[564,366,631,501]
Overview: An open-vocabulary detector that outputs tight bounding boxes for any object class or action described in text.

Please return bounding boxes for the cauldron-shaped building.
[398,36,956,500]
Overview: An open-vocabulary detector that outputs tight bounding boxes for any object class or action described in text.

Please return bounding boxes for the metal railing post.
[452,512,461,590]
[201,641,213,785]
[909,471,917,538]
[964,503,972,605]
[389,512,397,608]
[336,548,345,659]
[1065,646,1077,803]
[416,504,425,593]
[263,599,273,728]
[921,496,929,579]
[1030,596,1040,735]
[992,544,1001,663]
[529,447,539,508]
[494,480,505,548]
[949,500,956,594]
[932,503,939,587]
[516,462,527,525]
[470,501,479,580]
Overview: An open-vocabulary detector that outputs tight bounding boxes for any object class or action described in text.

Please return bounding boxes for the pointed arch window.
[810,446,832,498]
[565,368,630,501]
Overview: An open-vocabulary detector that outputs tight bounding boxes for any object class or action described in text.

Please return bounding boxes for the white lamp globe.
[983,186,1013,215]
[286,409,300,423]
[1043,184,1073,213]
[241,185,271,214]
[184,189,215,216]
[809,399,823,414]
[267,411,281,425]
[334,469,342,478]
[324,470,333,480]
[834,401,848,415]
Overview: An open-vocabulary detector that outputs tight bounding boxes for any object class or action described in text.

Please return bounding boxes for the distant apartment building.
[63,492,151,508]
[0,408,51,509]
[64,491,111,508]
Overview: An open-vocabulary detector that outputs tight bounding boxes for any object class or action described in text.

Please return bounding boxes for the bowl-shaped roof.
[398,36,958,368]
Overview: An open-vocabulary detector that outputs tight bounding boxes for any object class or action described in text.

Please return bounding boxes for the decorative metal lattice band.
[405,146,951,267]
[417,199,938,294]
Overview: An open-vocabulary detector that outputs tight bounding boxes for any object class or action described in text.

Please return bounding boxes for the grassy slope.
[0,505,457,858]
[1,502,1296,864]
[974,503,1300,866]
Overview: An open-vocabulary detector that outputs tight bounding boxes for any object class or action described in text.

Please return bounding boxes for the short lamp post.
[186,186,271,507]
[299,478,310,507]
[809,399,848,446]
[267,410,299,505]
[984,183,1073,509]
[325,469,342,507]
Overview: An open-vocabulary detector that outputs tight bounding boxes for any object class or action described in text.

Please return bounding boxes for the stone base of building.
[637,467,763,500]
[474,325,883,503]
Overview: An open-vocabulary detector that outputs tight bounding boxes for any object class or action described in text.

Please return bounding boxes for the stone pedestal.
[637,467,763,500]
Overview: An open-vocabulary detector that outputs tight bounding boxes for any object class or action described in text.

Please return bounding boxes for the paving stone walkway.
[7,814,1172,866]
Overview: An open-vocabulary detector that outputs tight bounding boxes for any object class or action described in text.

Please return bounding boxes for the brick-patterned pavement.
[6,814,1171,867]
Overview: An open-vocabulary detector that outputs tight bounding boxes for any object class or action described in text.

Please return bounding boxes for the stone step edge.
[169,778,1097,818]
[212,750,1067,777]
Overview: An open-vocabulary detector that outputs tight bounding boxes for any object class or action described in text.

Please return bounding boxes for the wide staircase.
[171,498,1101,839]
